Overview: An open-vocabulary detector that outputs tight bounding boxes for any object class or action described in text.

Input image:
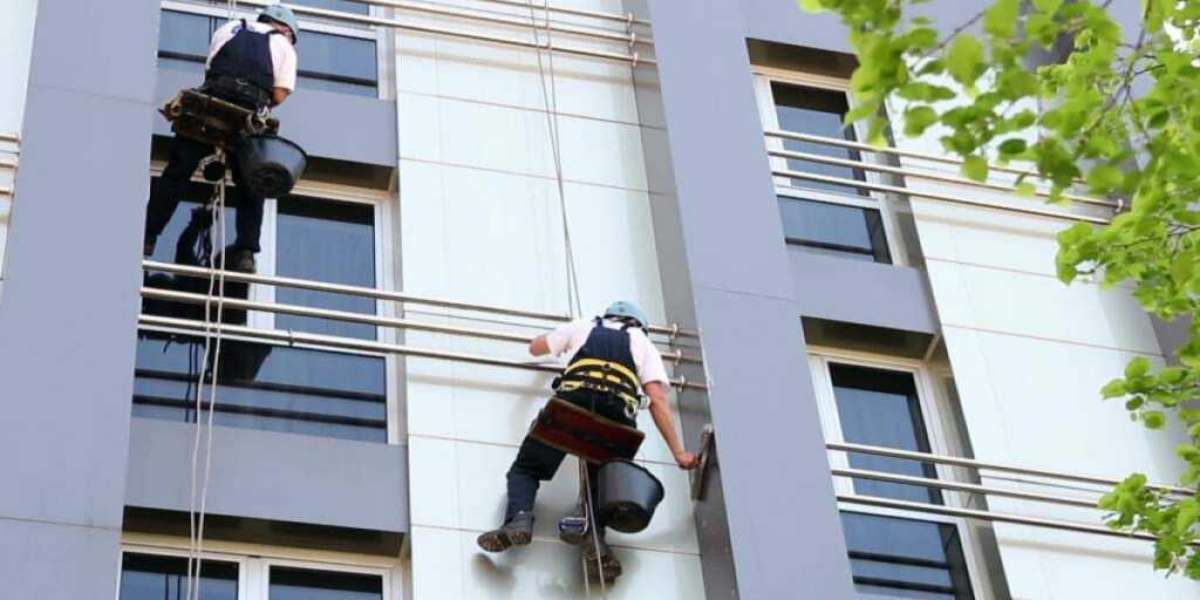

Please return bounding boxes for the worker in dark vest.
[477,301,698,583]
[143,5,300,273]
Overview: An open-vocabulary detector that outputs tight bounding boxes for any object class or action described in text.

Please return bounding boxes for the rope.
[525,1,607,593]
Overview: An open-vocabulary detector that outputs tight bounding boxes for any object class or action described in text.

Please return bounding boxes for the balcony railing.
[166,0,652,65]
[765,129,1118,226]
[139,260,707,392]
[0,132,20,282]
[829,441,1191,543]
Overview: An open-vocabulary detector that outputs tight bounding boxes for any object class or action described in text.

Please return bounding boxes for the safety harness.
[205,19,281,110]
[554,318,646,420]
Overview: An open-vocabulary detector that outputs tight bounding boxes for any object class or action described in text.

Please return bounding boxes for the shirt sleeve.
[270,36,298,91]
[631,330,670,386]
[206,21,240,67]
[543,320,587,358]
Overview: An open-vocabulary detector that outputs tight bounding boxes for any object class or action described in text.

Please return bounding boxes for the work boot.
[583,538,622,583]
[476,511,534,553]
[228,247,256,273]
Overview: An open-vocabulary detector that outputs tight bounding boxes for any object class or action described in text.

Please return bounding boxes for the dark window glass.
[842,512,974,599]
[134,186,387,443]
[831,364,940,503]
[772,82,867,196]
[120,553,238,600]
[269,566,382,600]
[156,10,378,96]
[291,0,371,15]
[276,197,377,339]
[778,196,890,263]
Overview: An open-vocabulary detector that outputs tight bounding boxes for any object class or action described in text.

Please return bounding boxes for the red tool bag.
[528,397,644,464]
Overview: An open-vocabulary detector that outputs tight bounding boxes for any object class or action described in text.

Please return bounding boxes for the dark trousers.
[504,389,637,525]
[144,135,265,253]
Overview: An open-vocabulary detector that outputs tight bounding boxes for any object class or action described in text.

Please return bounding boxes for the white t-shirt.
[207,20,298,92]
[543,318,670,387]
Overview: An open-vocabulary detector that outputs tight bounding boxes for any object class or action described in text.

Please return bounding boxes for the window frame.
[145,162,400,445]
[807,346,994,599]
[159,1,387,99]
[120,537,403,600]
[752,67,906,265]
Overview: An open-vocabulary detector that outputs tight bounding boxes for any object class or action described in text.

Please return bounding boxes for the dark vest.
[554,318,643,420]
[204,20,278,109]
[568,318,638,374]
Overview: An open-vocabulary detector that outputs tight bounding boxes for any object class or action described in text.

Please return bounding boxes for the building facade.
[0,1,1193,599]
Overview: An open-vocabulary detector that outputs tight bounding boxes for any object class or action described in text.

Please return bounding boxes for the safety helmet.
[259,4,300,45]
[603,301,650,329]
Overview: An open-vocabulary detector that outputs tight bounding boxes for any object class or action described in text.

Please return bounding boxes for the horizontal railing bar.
[839,494,1163,543]
[775,168,1111,225]
[768,147,1115,209]
[464,0,650,26]
[0,187,12,197]
[0,133,18,143]
[331,0,650,45]
[138,314,708,391]
[225,0,651,65]
[141,260,697,338]
[832,467,1101,509]
[140,286,701,364]
[765,130,1046,180]
[829,441,1192,496]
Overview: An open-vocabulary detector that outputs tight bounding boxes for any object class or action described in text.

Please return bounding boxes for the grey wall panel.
[126,418,409,533]
[789,249,939,335]
[738,0,987,53]
[155,68,397,166]
[0,1,161,597]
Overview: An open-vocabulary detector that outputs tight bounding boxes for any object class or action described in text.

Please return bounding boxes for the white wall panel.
[396,8,702,595]
[906,159,1200,596]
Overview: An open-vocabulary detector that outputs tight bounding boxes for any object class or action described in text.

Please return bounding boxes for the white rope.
[525,1,608,593]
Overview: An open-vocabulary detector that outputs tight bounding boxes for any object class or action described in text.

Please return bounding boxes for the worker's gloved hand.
[674,450,700,470]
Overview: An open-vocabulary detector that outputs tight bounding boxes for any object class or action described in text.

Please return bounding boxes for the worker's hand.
[674,450,700,470]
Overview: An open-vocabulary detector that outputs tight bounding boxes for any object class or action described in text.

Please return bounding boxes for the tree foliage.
[803,0,1200,579]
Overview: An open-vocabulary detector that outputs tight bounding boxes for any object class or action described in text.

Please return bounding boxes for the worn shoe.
[229,247,256,273]
[477,511,534,553]
[583,540,622,583]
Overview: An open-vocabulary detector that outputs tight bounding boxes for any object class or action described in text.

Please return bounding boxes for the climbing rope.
[525,1,609,593]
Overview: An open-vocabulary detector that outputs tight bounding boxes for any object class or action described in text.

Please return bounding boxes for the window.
[135,180,391,443]
[290,0,371,15]
[157,8,379,97]
[755,74,896,263]
[811,352,981,599]
[119,549,393,600]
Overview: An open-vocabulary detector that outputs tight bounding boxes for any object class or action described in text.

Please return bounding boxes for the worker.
[477,301,699,583]
[143,5,300,273]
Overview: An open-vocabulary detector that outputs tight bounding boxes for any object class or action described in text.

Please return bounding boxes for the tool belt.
[529,397,645,464]
[160,88,279,151]
[554,358,644,420]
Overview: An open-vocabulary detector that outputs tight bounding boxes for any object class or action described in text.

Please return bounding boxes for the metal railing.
[765,130,1116,225]
[0,132,20,280]
[174,0,652,65]
[828,441,1193,544]
[139,260,707,391]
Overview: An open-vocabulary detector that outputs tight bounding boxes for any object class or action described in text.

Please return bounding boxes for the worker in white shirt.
[477,301,698,583]
[143,5,300,273]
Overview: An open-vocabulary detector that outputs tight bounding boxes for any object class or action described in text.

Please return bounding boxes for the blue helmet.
[259,4,300,44]
[603,300,650,329]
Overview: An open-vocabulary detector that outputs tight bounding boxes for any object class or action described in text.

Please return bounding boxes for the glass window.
[134,187,388,443]
[830,364,940,504]
[120,553,239,600]
[269,566,382,600]
[778,196,890,263]
[842,512,974,599]
[290,0,371,15]
[156,10,378,96]
[772,82,867,196]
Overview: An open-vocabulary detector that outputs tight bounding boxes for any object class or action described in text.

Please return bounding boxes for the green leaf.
[1144,410,1167,430]
[946,35,986,88]
[998,138,1028,157]
[1126,356,1152,379]
[1032,0,1063,12]
[1087,164,1125,194]
[1102,378,1128,398]
[984,0,1021,39]
[1015,182,1036,196]
[903,106,939,136]
[962,155,989,182]
[798,0,824,13]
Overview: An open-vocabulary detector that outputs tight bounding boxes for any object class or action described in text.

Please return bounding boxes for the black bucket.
[596,460,664,533]
[237,134,307,197]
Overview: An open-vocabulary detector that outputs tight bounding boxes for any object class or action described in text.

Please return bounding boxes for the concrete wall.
[394,1,704,597]
[0,1,160,599]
